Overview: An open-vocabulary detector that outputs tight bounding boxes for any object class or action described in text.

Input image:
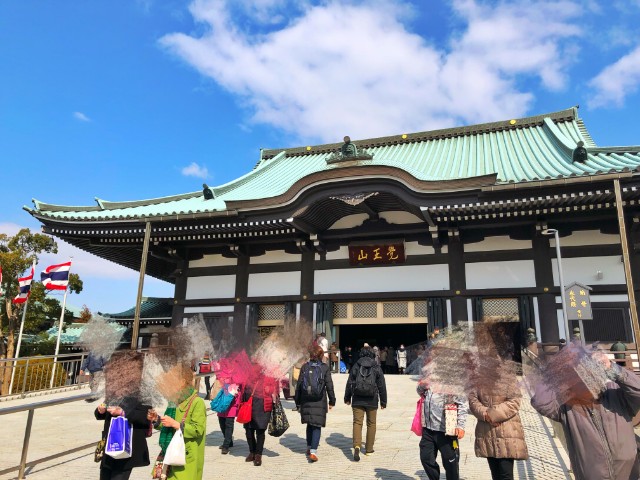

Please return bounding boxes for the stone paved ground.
[0,375,571,479]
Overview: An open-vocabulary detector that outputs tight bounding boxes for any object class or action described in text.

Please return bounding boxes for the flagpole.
[8,260,35,395]
[50,258,72,389]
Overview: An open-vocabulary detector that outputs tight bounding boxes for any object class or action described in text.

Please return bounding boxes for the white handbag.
[163,430,186,466]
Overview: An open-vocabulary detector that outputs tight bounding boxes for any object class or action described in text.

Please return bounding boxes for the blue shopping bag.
[339,361,347,373]
[105,416,132,459]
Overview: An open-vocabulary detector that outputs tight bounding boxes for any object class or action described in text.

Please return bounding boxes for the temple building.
[26,107,640,351]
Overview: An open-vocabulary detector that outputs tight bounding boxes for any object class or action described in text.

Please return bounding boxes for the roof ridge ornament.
[326,136,374,165]
[572,141,588,163]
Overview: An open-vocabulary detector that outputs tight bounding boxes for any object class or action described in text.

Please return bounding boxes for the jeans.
[352,406,377,452]
[419,427,459,480]
[306,425,322,453]
[218,416,235,448]
[245,427,266,455]
[487,457,514,480]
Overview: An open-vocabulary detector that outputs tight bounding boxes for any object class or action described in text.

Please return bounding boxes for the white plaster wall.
[185,275,236,299]
[552,256,625,286]
[184,306,234,313]
[405,241,435,256]
[251,250,301,264]
[464,236,531,252]
[550,230,619,247]
[314,264,449,294]
[321,246,350,261]
[379,211,423,224]
[189,254,237,268]
[328,214,368,230]
[466,260,536,289]
[248,271,301,297]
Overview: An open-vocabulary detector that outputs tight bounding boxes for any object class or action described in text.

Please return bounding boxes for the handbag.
[267,398,289,437]
[151,452,166,479]
[105,416,132,459]
[199,362,212,374]
[210,387,235,414]
[236,389,253,424]
[411,396,424,436]
[94,437,105,463]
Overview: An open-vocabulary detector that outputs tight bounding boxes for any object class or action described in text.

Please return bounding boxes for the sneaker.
[309,453,319,462]
[365,450,375,456]
[353,447,360,462]
[221,447,230,455]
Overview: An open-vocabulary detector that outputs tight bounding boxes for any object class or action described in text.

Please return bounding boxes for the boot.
[245,453,255,462]
[253,454,262,466]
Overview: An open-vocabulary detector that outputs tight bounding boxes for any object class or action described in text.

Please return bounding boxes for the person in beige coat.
[468,384,528,480]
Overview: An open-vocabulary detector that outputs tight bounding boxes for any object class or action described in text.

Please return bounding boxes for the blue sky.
[1,0,640,313]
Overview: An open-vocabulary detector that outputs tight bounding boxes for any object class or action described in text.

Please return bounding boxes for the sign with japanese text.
[348,243,405,266]
[564,282,593,321]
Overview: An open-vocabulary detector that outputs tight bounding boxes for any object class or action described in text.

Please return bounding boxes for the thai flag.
[41,261,71,290]
[13,267,34,304]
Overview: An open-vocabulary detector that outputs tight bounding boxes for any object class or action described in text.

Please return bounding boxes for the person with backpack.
[344,346,387,461]
[294,345,336,462]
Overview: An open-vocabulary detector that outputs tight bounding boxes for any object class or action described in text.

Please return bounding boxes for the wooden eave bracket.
[310,234,326,254]
[429,226,440,249]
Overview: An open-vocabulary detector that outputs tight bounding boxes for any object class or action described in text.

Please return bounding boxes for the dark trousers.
[245,427,266,455]
[204,376,211,398]
[419,428,459,480]
[100,468,132,480]
[218,416,235,447]
[306,425,322,450]
[487,457,514,480]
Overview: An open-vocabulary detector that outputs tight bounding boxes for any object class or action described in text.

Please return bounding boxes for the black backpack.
[301,361,326,401]
[353,364,376,398]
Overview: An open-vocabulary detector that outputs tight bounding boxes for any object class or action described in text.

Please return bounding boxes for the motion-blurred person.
[344,346,387,461]
[81,351,106,401]
[295,345,336,462]
[531,349,640,480]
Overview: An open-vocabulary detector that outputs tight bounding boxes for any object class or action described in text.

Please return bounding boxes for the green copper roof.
[100,297,173,319]
[26,107,640,222]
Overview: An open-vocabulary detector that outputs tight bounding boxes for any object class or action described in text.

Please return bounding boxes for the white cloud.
[588,45,640,108]
[159,0,583,142]
[181,162,210,179]
[73,111,91,122]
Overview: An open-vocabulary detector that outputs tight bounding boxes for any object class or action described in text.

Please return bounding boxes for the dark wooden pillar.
[533,225,560,342]
[233,253,249,339]
[300,250,315,322]
[448,230,467,324]
[171,260,188,327]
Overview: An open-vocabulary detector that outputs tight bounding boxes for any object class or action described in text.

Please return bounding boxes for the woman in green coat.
[149,372,207,480]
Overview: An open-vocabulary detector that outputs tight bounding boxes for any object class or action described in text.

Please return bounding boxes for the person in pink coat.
[216,375,241,455]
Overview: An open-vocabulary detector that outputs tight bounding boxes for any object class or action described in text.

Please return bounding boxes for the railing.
[0,352,88,398]
[0,392,94,479]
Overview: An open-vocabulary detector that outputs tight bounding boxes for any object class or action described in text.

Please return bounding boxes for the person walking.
[80,351,106,401]
[243,373,279,466]
[396,345,408,375]
[416,381,468,480]
[531,349,640,480]
[148,364,207,480]
[386,345,397,375]
[329,342,340,373]
[198,352,213,399]
[379,348,388,374]
[316,332,329,364]
[295,345,336,462]
[214,375,240,455]
[468,382,528,479]
[344,346,387,461]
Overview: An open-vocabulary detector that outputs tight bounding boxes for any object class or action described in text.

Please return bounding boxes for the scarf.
[159,388,195,453]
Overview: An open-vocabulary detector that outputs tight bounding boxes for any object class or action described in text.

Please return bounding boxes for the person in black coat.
[344,346,387,461]
[95,396,151,480]
[295,345,336,462]
[242,374,278,467]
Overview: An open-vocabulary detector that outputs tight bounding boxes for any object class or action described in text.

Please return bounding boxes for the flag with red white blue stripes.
[41,261,71,290]
[13,266,34,304]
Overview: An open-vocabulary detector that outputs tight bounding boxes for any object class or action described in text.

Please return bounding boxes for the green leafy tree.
[0,228,82,394]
